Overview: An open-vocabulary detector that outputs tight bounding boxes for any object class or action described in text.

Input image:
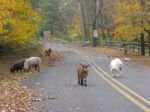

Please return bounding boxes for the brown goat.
[45,48,52,56]
[77,63,89,86]
[41,48,52,57]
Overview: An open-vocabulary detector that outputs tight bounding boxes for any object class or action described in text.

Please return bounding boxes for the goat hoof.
[84,84,87,86]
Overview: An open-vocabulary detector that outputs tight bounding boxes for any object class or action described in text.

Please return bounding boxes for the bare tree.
[77,1,88,41]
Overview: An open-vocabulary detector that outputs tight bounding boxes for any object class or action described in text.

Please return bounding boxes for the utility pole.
[92,0,98,47]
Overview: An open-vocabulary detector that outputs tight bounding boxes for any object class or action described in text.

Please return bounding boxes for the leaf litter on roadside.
[0,51,62,111]
[0,85,36,112]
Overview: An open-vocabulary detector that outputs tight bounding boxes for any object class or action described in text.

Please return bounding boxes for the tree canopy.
[114,0,150,41]
[0,0,150,48]
[30,0,72,38]
[63,0,150,42]
[0,0,40,46]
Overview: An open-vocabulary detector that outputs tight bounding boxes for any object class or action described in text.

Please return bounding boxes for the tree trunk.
[141,33,145,56]
[92,0,98,47]
[78,1,88,41]
[144,29,150,56]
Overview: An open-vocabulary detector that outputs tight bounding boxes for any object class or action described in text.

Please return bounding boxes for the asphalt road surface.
[21,42,150,112]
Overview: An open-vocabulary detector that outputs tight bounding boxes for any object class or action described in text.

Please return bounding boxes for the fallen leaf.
[47,96,56,100]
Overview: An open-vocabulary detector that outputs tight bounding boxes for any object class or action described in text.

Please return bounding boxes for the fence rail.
[105,40,150,56]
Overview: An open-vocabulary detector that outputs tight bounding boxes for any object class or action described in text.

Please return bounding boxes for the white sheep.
[24,57,41,72]
[110,58,123,77]
[77,61,90,86]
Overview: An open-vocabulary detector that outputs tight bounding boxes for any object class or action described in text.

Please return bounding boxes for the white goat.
[24,57,41,72]
[110,58,123,77]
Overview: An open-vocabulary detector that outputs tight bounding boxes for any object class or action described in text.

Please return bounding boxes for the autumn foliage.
[68,11,82,41]
[114,0,150,41]
[67,0,149,42]
[0,0,41,46]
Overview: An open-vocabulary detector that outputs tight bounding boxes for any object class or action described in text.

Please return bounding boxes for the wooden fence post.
[144,29,150,56]
[138,40,140,54]
[141,33,145,55]
[148,31,150,56]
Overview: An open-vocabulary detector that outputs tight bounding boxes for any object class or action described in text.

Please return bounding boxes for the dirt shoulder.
[90,47,150,68]
[0,48,62,112]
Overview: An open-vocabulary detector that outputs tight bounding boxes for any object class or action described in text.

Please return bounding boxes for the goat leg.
[84,79,87,86]
[37,66,40,72]
[81,78,83,85]
[78,76,80,84]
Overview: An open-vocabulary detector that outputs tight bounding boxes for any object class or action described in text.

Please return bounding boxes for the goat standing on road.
[77,61,90,86]
[110,58,123,77]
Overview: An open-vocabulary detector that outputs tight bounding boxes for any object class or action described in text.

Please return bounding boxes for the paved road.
[21,43,150,112]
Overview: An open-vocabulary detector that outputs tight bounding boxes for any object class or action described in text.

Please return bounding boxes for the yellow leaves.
[114,25,142,41]
[68,11,82,40]
[0,0,41,45]
[144,25,150,31]
[114,17,126,24]
[114,0,149,41]
[132,2,141,11]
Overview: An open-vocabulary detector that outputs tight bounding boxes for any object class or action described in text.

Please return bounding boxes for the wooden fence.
[105,40,150,56]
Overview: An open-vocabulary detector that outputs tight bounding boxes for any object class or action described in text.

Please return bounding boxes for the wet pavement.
[21,43,150,112]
